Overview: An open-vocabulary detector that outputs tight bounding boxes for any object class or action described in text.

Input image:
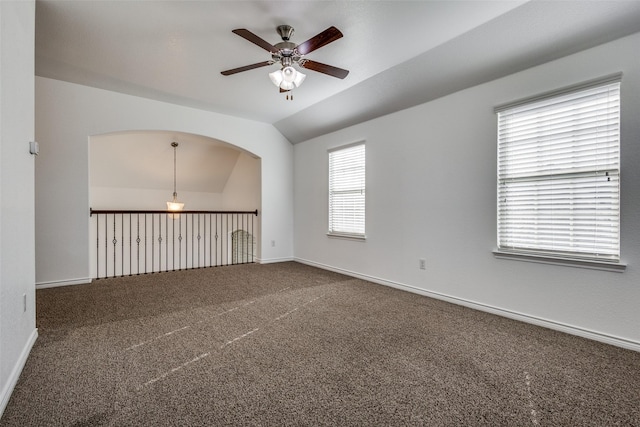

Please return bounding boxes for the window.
[496,77,620,264]
[328,142,365,238]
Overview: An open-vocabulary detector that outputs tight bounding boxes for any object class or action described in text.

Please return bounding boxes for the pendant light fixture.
[167,142,184,218]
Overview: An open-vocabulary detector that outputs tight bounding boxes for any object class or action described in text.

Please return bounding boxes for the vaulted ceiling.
[36,1,640,144]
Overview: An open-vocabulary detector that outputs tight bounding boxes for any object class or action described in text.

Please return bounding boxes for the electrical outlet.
[419,259,426,270]
[271,240,276,247]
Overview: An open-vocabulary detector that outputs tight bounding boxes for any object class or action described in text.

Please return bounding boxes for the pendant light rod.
[171,142,178,200]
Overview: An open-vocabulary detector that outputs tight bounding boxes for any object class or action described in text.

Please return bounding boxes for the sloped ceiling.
[36,1,640,144]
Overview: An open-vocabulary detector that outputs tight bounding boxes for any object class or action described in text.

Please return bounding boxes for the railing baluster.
[128,214,132,276]
[224,214,228,266]
[152,214,155,273]
[185,214,189,269]
[121,213,124,277]
[177,216,180,270]
[159,214,163,272]
[231,214,235,264]
[120,214,124,276]
[246,214,249,263]
[251,213,253,262]
[96,214,100,279]
[112,214,116,278]
[181,215,185,270]
[205,214,208,267]
[242,214,245,263]
[145,214,149,274]
[136,214,140,275]
[105,215,108,279]
[215,214,218,266]
[171,217,174,271]
[209,214,214,267]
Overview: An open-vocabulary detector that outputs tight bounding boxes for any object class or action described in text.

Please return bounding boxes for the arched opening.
[88,130,261,278]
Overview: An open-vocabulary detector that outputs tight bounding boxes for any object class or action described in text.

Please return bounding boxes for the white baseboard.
[0,328,38,418]
[36,277,92,289]
[295,258,640,353]
[257,257,294,265]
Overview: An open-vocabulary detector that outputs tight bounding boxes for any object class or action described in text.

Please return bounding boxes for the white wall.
[90,187,224,211]
[0,0,37,417]
[222,152,261,211]
[294,32,640,350]
[35,77,293,286]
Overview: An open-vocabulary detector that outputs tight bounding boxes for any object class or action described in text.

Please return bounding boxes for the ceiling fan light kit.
[269,66,306,90]
[221,24,349,100]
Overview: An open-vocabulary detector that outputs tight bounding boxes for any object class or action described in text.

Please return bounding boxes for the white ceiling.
[36,1,640,144]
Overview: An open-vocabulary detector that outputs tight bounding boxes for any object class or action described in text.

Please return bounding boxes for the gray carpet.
[2,262,639,426]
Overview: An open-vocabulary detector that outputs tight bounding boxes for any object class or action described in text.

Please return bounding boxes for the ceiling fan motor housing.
[273,41,299,65]
[276,25,294,41]
[273,25,301,65]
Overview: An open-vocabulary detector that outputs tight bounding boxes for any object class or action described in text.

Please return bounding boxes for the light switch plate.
[29,141,39,155]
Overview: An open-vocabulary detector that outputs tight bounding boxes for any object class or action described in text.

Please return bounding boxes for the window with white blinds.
[328,142,365,238]
[496,78,620,262]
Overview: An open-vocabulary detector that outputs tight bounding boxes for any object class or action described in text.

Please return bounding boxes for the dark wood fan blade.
[295,26,343,55]
[232,29,279,54]
[300,60,349,79]
[221,61,272,76]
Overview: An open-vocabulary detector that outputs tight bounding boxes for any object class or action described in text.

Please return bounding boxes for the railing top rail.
[90,208,258,216]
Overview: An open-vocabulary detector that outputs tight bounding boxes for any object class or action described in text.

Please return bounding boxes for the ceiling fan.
[221,25,349,93]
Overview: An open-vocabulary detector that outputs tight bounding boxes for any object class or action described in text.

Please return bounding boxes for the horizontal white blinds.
[329,143,365,236]
[497,81,620,260]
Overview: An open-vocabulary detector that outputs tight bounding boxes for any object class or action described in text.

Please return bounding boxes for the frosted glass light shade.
[280,81,295,91]
[282,66,296,83]
[167,200,184,219]
[269,67,306,89]
[167,201,184,211]
[292,70,305,87]
[269,69,283,86]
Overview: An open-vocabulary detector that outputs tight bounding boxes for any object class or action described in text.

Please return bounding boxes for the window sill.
[327,232,366,241]
[493,250,626,272]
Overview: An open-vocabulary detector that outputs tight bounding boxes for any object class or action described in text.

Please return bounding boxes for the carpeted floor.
[1,262,639,426]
